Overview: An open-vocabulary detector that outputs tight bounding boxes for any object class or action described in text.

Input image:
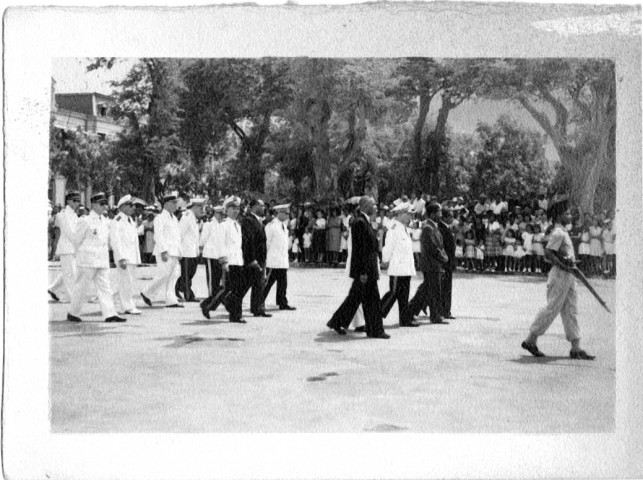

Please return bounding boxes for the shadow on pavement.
[182,319,229,326]
[49,321,122,338]
[444,316,502,322]
[509,355,596,368]
[314,330,369,343]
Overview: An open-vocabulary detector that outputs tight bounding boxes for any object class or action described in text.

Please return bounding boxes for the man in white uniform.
[217,196,247,323]
[521,197,595,360]
[141,193,183,308]
[200,205,226,298]
[48,191,82,302]
[67,193,125,323]
[380,202,418,327]
[176,197,205,302]
[262,203,296,311]
[109,194,142,315]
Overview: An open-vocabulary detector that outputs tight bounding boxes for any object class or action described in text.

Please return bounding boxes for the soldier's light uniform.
[380,203,417,324]
[176,200,204,301]
[528,223,580,341]
[200,210,225,296]
[142,201,182,305]
[109,195,142,314]
[69,195,120,321]
[48,198,82,301]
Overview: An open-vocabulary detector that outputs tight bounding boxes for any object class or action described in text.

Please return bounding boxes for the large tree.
[485,58,616,213]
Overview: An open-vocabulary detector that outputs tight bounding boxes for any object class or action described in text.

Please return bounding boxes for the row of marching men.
[49,191,296,324]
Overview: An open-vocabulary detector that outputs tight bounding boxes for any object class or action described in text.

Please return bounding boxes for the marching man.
[217,196,247,323]
[48,191,83,303]
[141,193,183,308]
[199,205,228,318]
[176,197,205,302]
[262,203,296,311]
[67,193,125,323]
[380,202,418,327]
[109,194,142,315]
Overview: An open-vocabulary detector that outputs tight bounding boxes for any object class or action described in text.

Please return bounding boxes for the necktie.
[282,223,286,233]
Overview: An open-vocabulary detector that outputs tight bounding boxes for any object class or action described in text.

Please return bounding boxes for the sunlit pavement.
[49,263,615,433]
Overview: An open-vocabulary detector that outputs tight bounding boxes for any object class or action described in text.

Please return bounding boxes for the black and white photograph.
[3,3,642,479]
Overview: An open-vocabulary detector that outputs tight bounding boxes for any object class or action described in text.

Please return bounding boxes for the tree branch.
[517,95,563,147]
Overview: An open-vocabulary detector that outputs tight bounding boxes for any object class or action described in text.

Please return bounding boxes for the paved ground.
[49,263,615,433]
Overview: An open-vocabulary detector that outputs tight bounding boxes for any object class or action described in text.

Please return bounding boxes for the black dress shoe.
[444,314,455,319]
[521,341,545,357]
[186,298,199,303]
[279,305,296,310]
[200,303,211,320]
[430,319,449,324]
[66,313,82,322]
[254,312,272,318]
[368,332,391,339]
[166,304,184,308]
[354,326,366,333]
[48,290,60,302]
[105,316,127,323]
[400,321,420,327]
[326,321,346,335]
[230,318,247,324]
[140,292,152,306]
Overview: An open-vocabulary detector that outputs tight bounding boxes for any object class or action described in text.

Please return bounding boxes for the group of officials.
[326,196,456,339]
[48,191,296,324]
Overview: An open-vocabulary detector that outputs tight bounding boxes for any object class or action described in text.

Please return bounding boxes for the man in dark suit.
[241,198,271,317]
[402,202,449,324]
[326,196,389,339]
[438,208,456,319]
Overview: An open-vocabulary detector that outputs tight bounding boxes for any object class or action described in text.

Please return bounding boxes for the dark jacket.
[349,212,380,280]
[438,220,456,271]
[241,213,267,265]
[419,219,449,272]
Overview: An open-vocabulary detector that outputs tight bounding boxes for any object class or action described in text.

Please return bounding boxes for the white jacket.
[382,219,416,277]
[179,209,200,258]
[219,218,243,266]
[153,209,182,257]
[200,219,225,260]
[54,205,81,255]
[265,218,289,269]
[76,210,111,268]
[109,212,141,265]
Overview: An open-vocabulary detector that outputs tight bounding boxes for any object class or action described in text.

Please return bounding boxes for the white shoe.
[124,308,142,315]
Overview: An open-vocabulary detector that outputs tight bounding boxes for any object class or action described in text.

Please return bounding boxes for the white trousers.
[48,254,77,301]
[115,264,138,312]
[529,266,580,342]
[70,267,117,319]
[143,255,180,304]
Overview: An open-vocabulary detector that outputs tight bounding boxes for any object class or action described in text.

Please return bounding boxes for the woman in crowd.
[326,207,343,267]
[312,208,327,265]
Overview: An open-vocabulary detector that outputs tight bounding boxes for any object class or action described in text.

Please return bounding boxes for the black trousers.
[248,264,267,315]
[441,268,453,317]
[204,258,223,297]
[404,270,443,323]
[263,268,289,307]
[175,257,198,300]
[221,266,248,321]
[328,278,385,337]
[380,276,411,322]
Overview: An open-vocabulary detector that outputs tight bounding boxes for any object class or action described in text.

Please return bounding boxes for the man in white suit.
[176,197,205,302]
[109,194,142,315]
[48,191,82,302]
[262,204,296,310]
[199,205,226,318]
[67,193,125,323]
[140,193,183,308]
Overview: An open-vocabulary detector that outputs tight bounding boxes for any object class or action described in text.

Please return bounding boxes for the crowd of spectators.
[48,191,616,279]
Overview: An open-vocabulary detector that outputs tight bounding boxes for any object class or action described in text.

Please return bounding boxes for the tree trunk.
[412,93,433,178]
[425,97,451,195]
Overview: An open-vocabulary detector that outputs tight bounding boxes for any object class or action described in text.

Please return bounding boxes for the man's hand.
[359,274,368,284]
[222,262,229,273]
[250,260,261,270]
[161,252,168,262]
[118,259,127,270]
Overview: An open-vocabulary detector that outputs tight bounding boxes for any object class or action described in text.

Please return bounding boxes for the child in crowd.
[521,224,534,274]
[602,220,616,278]
[532,224,545,273]
[589,217,603,276]
[514,238,526,272]
[291,237,300,263]
[578,223,591,274]
[455,238,464,269]
[288,234,295,262]
[464,229,476,272]
[503,229,516,273]
[475,241,485,272]
[411,220,422,270]
[303,227,312,263]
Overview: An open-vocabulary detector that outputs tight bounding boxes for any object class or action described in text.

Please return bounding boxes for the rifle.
[571,266,612,313]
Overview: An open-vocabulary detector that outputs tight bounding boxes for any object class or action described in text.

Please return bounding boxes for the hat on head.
[223,195,241,209]
[90,192,107,205]
[65,191,81,202]
[162,192,178,204]
[213,205,225,213]
[391,202,414,214]
[187,197,206,208]
[117,194,133,208]
[273,203,291,212]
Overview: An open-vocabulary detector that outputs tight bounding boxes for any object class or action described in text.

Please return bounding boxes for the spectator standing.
[312,209,326,265]
[326,207,343,266]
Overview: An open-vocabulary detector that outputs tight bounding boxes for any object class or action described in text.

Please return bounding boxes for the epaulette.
[115,217,121,222]
[390,223,397,230]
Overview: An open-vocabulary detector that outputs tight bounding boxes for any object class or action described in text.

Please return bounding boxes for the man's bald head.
[359,196,376,216]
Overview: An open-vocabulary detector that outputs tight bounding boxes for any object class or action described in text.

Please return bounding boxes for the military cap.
[273,203,291,212]
[213,205,225,213]
[162,192,178,204]
[90,192,107,204]
[223,196,241,208]
[117,194,133,208]
[187,197,207,208]
[391,202,414,214]
[65,191,82,202]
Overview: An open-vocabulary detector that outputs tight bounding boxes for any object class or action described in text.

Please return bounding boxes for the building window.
[98,104,108,117]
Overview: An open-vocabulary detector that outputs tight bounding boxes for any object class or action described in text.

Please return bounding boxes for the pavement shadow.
[181,318,229,326]
[442,316,502,322]
[49,321,122,337]
[509,355,596,368]
[314,330,369,343]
